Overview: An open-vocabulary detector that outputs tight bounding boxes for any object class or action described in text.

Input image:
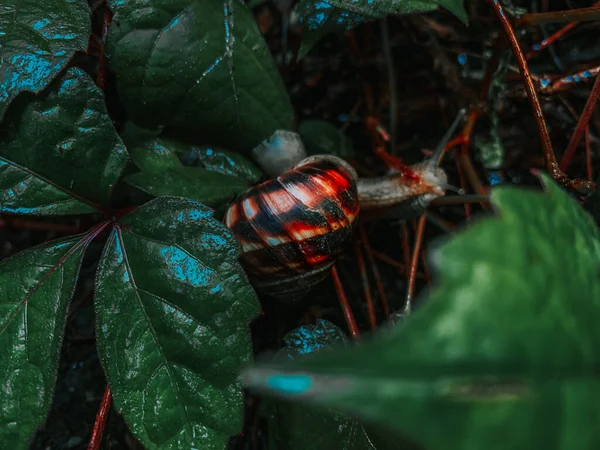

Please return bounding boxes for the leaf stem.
[87,385,112,450]
[518,5,600,26]
[331,266,360,339]
[405,214,427,314]
[485,0,594,193]
[353,238,377,329]
[360,224,391,317]
[559,72,600,172]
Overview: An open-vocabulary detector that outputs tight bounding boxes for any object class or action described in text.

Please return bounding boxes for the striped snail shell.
[224,155,359,303]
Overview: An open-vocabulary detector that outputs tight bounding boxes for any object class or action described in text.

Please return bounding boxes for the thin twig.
[519,6,600,26]
[360,224,391,317]
[353,239,378,329]
[405,214,427,314]
[331,266,360,339]
[486,0,593,193]
[380,20,398,155]
[560,72,600,172]
[88,385,112,450]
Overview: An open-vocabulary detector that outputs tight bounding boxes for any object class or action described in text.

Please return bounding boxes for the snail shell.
[224,155,359,303]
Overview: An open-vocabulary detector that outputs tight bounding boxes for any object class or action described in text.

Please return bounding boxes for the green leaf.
[244,173,600,450]
[438,0,468,23]
[264,320,378,450]
[194,148,263,183]
[106,0,294,153]
[129,138,183,173]
[0,233,96,447]
[0,68,129,212]
[0,0,91,119]
[0,156,97,215]
[298,120,355,159]
[94,197,260,450]
[293,0,466,58]
[126,166,249,208]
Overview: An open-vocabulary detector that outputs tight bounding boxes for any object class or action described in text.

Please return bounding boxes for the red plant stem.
[425,211,457,232]
[400,223,411,280]
[359,224,390,317]
[331,266,360,339]
[353,239,377,329]
[486,0,593,193]
[486,1,554,169]
[88,385,112,450]
[96,8,112,89]
[518,6,600,26]
[525,0,600,59]
[559,72,600,172]
[526,21,578,58]
[586,126,593,181]
[405,214,427,313]
[540,65,600,95]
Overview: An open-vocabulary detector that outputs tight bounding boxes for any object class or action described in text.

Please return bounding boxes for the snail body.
[357,161,448,221]
[224,155,359,302]
[225,109,465,302]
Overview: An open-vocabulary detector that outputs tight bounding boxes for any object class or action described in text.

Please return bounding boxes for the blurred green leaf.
[0,234,95,447]
[106,0,293,153]
[0,0,91,119]
[244,173,600,450]
[0,68,128,213]
[126,166,249,208]
[298,120,355,159]
[264,320,379,450]
[95,196,260,450]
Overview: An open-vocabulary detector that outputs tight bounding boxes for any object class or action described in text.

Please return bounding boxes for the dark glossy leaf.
[195,148,263,183]
[129,138,183,173]
[0,0,91,119]
[264,320,378,450]
[126,166,248,208]
[106,0,294,153]
[120,121,163,150]
[294,0,466,58]
[438,0,468,22]
[298,120,355,159]
[95,197,260,449]
[0,234,94,447]
[0,68,129,211]
[167,145,263,183]
[0,156,97,215]
[244,173,600,450]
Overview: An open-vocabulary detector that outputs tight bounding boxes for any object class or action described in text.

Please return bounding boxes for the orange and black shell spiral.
[224,158,359,283]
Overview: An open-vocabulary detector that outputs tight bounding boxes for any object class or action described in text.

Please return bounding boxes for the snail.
[224,110,466,302]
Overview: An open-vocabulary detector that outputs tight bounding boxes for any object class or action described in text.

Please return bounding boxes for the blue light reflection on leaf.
[0,0,91,119]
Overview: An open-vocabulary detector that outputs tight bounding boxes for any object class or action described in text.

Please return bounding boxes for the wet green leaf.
[129,138,183,173]
[298,120,355,159]
[95,197,260,450]
[264,320,378,450]
[294,0,466,58]
[193,148,263,183]
[244,173,600,450]
[126,166,248,208]
[0,0,91,119]
[0,234,93,447]
[0,68,128,213]
[106,0,293,153]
